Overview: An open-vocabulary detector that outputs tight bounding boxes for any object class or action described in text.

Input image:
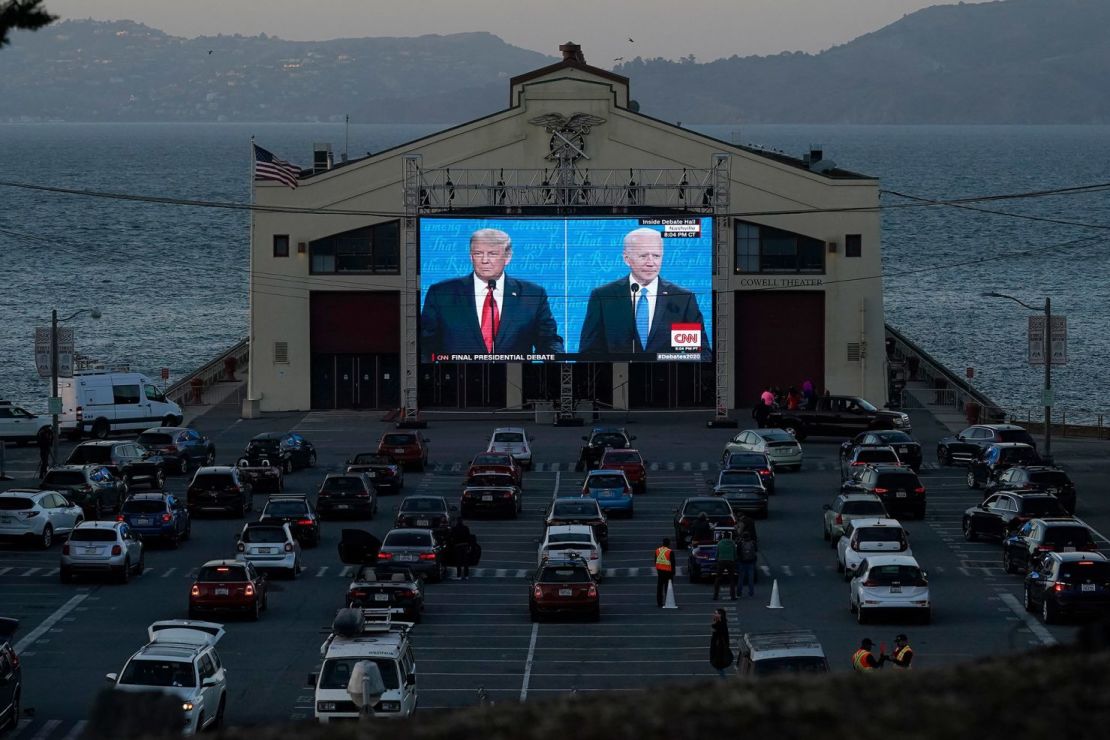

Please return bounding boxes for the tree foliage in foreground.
[0,0,56,48]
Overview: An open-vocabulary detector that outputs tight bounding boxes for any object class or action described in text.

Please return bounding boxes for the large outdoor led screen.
[419,216,713,363]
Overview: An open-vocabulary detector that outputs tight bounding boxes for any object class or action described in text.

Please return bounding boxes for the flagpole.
[247,135,256,416]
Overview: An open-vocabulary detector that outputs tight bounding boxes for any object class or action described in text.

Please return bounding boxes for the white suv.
[0,490,84,549]
[107,621,228,736]
[0,401,50,445]
[836,517,913,581]
[488,427,533,469]
[849,555,931,624]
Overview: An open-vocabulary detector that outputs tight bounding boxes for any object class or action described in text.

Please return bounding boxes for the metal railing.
[166,338,249,407]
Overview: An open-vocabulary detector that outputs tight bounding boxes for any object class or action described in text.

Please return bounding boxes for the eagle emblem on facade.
[528,112,607,162]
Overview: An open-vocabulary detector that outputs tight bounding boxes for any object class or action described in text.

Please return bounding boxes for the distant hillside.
[3,0,1109,123]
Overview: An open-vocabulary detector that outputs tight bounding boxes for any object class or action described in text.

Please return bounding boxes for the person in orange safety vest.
[852,638,886,671]
[655,537,675,607]
[889,634,914,669]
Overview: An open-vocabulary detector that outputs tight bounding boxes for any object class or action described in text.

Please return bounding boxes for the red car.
[600,449,647,493]
[529,560,599,622]
[377,432,430,472]
[466,452,523,486]
[189,559,268,621]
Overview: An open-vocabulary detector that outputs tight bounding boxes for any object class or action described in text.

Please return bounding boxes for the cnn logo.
[670,324,701,350]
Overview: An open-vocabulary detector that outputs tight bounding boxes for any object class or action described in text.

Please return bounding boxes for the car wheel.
[136,551,145,575]
[213,696,226,730]
[308,451,317,468]
[938,447,950,466]
[195,713,206,734]
[836,557,844,573]
[1041,597,1056,625]
[40,524,54,549]
[151,468,165,490]
[1023,586,1034,612]
[91,419,110,440]
[8,692,20,732]
[169,531,180,549]
[250,598,262,621]
[967,470,979,489]
[183,521,192,541]
[283,458,293,474]
[963,518,978,541]
[235,499,246,518]
[178,456,189,476]
[161,414,176,428]
[119,558,131,584]
[823,525,830,542]
[205,449,216,466]
[1003,549,1016,574]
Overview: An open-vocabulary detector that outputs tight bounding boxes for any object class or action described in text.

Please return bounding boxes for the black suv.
[1003,518,1097,574]
[937,424,1036,466]
[241,432,316,474]
[394,495,455,536]
[345,453,404,493]
[40,465,128,518]
[967,443,1041,489]
[65,440,166,490]
[963,492,1068,541]
[317,474,378,519]
[136,427,216,475]
[1024,551,1110,624]
[0,618,21,733]
[721,450,775,493]
[259,495,321,547]
[985,466,1077,515]
[842,464,926,520]
[186,466,253,516]
[577,428,635,472]
[840,430,922,472]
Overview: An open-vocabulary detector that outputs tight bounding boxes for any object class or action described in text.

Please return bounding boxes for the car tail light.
[725,517,737,527]
[190,585,200,597]
[229,486,241,493]
[111,545,122,556]
[377,552,393,560]
[679,518,691,528]
[162,513,173,523]
[587,584,598,598]
[1054,582,1070,592]
[851,461,865,466]
[419,553,437,561]
[236,543,245,552]
[116,515,125,522]
[874,487,889,494]
[862,580,877,587]
[164,445,178,454]
[590,550,599,560]
[834,514,843,525]
[533,585,543,599]
[1078,561,1096,566]
[297,518,313,526]
[245,583,255,597]
[355,490,370,498]
[759,469,771,475]
[1036,545,1054,552]
[914,487,926,494]
[62,544,70,555]
[398,589,415,598]
[284,542,294,553]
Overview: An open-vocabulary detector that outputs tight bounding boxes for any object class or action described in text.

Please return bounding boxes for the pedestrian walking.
[802,379,816,409]
[36,427,53,479]
[737,529,758,597]
[654,537,675,607]
[852,638,886,671]
[736,512,758,545]
[889,634,914,669]
[709,608,734,678]
[450,518,473,580]
[713,530,737,600]
[753,395,770,428]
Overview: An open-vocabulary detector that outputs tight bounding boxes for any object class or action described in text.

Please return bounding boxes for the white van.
[56,372,183,439]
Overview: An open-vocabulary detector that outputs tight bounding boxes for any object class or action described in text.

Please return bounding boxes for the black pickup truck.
[766,396,910,441]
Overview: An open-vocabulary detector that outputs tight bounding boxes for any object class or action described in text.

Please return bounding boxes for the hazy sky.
[48,0,986,65]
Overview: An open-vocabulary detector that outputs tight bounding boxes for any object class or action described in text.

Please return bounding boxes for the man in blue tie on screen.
[578,227,708,356]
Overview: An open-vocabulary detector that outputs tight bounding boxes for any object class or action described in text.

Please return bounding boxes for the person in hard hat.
[654,537,675,607]
[852,638,886,671]
[889,634,914,669]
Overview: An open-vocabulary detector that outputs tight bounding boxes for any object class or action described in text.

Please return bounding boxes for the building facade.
[247,44,885,415]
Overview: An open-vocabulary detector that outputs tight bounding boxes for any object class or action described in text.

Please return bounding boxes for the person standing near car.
[37,427,53,479]
[713,530,737,601]
[451,518,473,580]
[654,537,675,607]
[852,638,886,671]
[709,608,734,678]
[889,634,914,669]
[737,529,758,598]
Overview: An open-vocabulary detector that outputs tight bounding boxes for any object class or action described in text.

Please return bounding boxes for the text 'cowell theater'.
[246,43,886,420]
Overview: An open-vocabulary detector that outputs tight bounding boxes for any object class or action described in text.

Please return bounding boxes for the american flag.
[253,144,300,188]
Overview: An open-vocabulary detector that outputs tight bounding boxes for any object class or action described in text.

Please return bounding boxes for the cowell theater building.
[246,43,886,416]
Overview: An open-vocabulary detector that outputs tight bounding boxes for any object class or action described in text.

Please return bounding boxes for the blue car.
[118,492,191,547]
[581,470,634,517]
[687,526,744,583]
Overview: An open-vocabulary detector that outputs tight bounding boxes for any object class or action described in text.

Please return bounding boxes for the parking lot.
[3,397,1110,738]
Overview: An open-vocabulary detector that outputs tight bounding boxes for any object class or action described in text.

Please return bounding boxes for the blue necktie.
[636,287,650,348]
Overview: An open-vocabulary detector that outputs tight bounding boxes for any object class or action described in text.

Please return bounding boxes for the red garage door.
[734,291,824,408]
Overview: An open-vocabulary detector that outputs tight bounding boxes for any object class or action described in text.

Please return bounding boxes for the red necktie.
[481,284,500,352]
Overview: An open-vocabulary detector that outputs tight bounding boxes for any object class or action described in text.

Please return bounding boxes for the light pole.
[981,292,1052,463]
[50,308,101,466]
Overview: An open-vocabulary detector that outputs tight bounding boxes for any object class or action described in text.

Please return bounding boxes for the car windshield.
[384,531,432,548]
[587,475,626,488]
[321,477,364,492]
[602,451,641,463]
[319,658,399,691]
[856,527,904,543]
[351,454,390,465]
[493,432,524,443]
[752,657,828,676]
[684,500,732,516]
[999,429,1035,445]
[720,471,761,486]
[1044,527,1094,547]
[552,501,598,517]
[856,449,899,463]
[591,433,626,447]
[865,565,924,585]
[119,659,196,688]
[264,501,308,517]
[472,454,510,465]
[841,500,887,516]
[192,474,234,488]
[383,434,415,446]
[43,471,85,485]
[242,526,287,543]
[539,567,591,583]
[399,498,445,513]
[137,432,173,446]
[1019,498,1065,517]
[1059,562,1110,580]
[1029,471,1070,487]
[875,431,913,443]
[67,446,113,464]
[197,566,248,582]
[122,500,166,514]
[0,497,35,510]
[69,528,117,542]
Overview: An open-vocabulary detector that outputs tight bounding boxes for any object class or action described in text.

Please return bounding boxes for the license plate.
[890,583,902,593]
[258,548,272,554]
[896,491,907,498]
[374,593,390,601]
[398,554,416,562]
[898,446,908,454]
[336,504,349,510]
[135,518,152,526]
[558,588,573,597]
[416,519,429,527]
[394,448,406,454]
[482,495,493,502]
[1082,583,1097,592]
[215,588,229,596]
[600,490,620,498]
[366,472,376,478]
[84,547,99,554]
[1064,546,1077,552]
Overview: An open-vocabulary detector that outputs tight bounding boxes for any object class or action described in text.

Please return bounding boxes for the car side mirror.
[201,677,218,688]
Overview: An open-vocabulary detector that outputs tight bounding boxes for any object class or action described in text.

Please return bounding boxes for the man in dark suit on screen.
[578,227,708,355]
[421,228,564,360]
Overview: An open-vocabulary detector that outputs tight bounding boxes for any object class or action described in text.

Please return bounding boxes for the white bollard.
[663,580,678,609]
[766,579,784,609]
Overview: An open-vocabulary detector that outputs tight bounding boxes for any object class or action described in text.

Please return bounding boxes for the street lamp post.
[50,308,101,466]
[981,292,1053,463]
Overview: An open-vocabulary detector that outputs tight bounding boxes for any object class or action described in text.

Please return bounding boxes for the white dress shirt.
[629,275,658,332]
[474,273,506,327]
